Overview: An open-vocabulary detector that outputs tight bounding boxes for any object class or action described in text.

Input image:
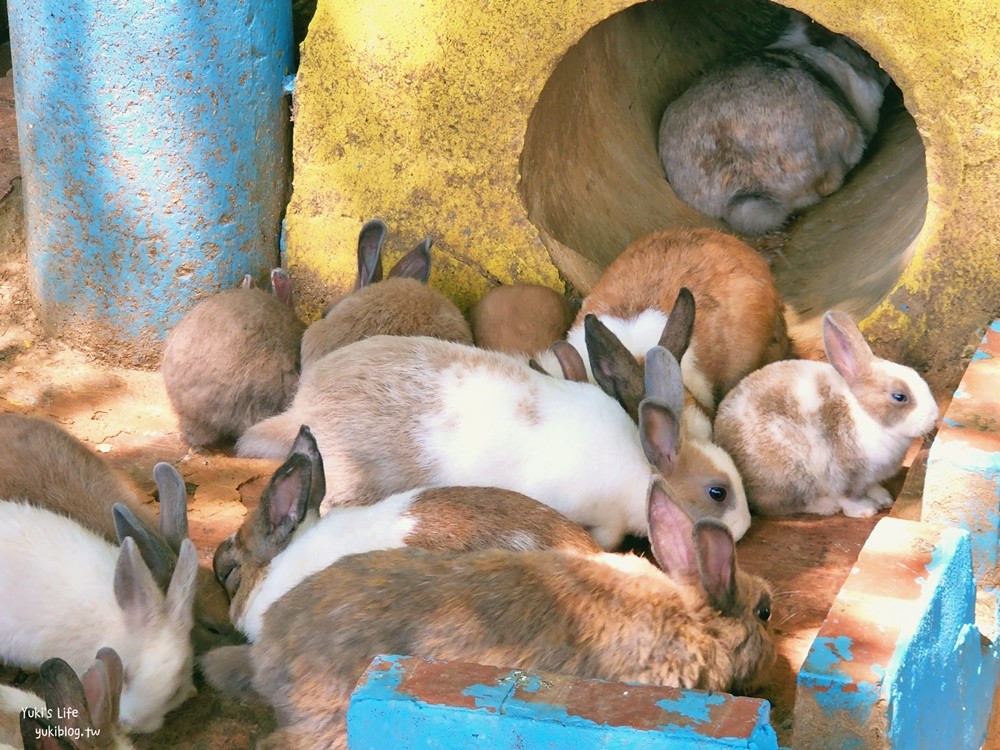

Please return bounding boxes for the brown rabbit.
[571,228,792,412]
[658,10,890,235]
[299,219,473,370]
[470,283,573,355]
[213,425,600,641]
[3,649,135,750]
[202,478,775,750]
[161,268,306,450]
[0,412,238,653]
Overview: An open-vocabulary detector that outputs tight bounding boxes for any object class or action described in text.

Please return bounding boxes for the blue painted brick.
[348,654,779,749]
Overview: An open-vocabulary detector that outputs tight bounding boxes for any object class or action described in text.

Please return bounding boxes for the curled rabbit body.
[202,480,774,750]
[300,219,472,370]
[714,310,938,517]
[2,650,135,750]
[471,283,573,355]
[658,11,891,234]
[237,335,750,549]
[0,502,199,733]
[560,228,791,414]
[214,426,600,640]
[0,413,238,652]
[161,269,305,450]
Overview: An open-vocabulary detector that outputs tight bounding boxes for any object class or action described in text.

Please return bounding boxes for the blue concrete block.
[347,654,779,750]
[794,518,999,749]
[8,0,293,361]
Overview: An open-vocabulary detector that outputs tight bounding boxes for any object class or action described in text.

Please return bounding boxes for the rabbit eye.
[708,486,728,502]
[891,392,908,403]
[755,595,772,623]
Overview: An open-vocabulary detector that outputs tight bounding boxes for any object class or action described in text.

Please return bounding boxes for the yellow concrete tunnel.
[284,0,1000,392]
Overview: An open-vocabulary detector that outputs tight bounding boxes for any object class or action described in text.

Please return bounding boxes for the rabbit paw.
[865,484,894,509]
[838,496,882,518]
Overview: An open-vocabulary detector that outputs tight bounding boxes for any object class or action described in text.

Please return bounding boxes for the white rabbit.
[237,337,750,549]
[715,310,938,517]
[0,502,199,734]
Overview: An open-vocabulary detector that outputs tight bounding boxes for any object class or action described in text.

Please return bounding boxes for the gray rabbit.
[658,10,890,234]
[161,269,306,450]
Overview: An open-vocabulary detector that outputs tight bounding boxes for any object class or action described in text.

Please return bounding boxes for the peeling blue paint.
[941,417,962,428]
[350,655,779,749]
[655,693,726,724]
[8,0,293,355]
[803,635,855,673]
[971,349,991,361]
[990,319,1000,333]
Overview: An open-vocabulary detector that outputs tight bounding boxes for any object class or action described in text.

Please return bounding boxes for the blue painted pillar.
[8,0,293,364]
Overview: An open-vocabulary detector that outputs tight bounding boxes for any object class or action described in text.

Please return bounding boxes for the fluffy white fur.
[0,502,198,734]
[238,491,419,641]
[417,363,652,549]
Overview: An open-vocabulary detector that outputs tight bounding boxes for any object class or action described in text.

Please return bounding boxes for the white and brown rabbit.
[658,10,891,234]
[300,219,473,370]
[714,310,938,517]
[470,282,573,355]
[0,502,199,734]
[214,425,600,641]
[202,478,775,750]
[2,649,134,750]
[161,268,306,450]
[562,228,792,414]
[0,413,238,653]
[237,336,750,549]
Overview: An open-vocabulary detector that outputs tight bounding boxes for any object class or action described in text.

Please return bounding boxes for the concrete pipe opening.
[519,0,928,342]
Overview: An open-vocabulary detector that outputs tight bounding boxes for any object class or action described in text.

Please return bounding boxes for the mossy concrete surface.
[287,0,1000,393]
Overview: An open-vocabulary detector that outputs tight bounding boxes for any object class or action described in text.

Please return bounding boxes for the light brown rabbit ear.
[659,287,695,361]
[356,218,389,288]
[270,268,295,308]
[388,237,432,283]
[290,425,326,515]
[20,715,74,750]
[86,648,124,734]
[39,657,94,736]
[550,340,589,383]
[693,520,737,615]
[646,476,698,579]
[240,273,255,289]
[254,452,314,557]
[113,503,178,593]
[584,314,644,420]
[822,310,874,386]
[154,461,189,549]
[639,398,681,476]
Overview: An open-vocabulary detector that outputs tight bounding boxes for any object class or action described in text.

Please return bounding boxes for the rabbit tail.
[236,412,301,459]
[724,192,788,235]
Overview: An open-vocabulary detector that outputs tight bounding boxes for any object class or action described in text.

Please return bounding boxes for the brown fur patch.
[855,374,914,429]
[405,487,601,554]
[577,229,790,404]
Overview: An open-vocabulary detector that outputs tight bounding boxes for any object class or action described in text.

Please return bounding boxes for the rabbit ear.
[693,520,738,615]
[639,398,681,476]
[240,274,254,289]
[270,268,295,307]
[550,340,589,383]
[112,503,178,593]
[528,358,551,376]
[356,219,388,288]
[584,314,644,420]
[154,462,189,549]
[646,477,697,579]
[114,537,166,630]
[254,452,314,556]
[388,237,432,283]
[659,288,695,361]
[39,657,93,735]
[822,310,874,386]
[84,648,124,735]
[643,346,685,414]
[290,425,326,515]
[165,539,200,630]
